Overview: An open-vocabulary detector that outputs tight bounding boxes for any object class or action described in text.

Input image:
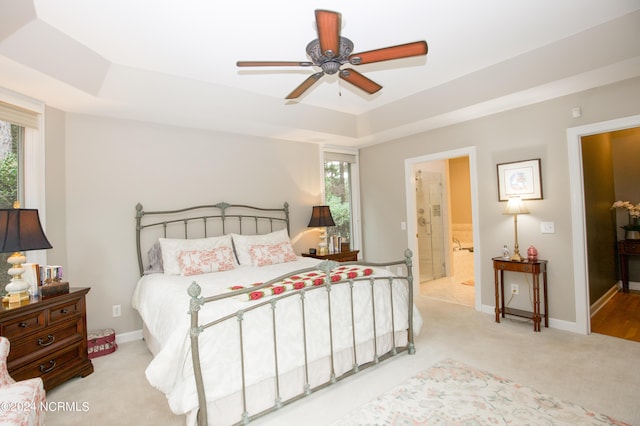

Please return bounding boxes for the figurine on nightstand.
[502,245,510,259]
[527,244,538,261]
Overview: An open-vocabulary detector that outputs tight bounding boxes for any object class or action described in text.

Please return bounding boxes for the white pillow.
[231,229,294,266]
[159,235,236,275]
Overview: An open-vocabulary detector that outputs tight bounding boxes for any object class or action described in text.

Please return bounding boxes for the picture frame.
[496,158,542,201]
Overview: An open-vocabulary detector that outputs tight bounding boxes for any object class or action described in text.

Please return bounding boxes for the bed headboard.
[135,201,290,276]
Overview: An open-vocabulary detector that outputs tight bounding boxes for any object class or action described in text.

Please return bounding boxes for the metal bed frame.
[135,202,415,425]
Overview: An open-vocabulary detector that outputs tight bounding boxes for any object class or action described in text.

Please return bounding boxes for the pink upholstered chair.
[0,336,45,426]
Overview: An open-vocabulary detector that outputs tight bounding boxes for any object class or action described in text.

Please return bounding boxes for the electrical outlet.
[511,284,519,295]
[112,304,121,317]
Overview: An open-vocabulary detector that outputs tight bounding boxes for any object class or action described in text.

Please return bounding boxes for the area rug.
[331,359,628,425]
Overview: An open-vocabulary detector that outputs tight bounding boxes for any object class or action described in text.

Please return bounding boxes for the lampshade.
[0,208,52,253]
[503,197,529,215]
[308,205,336,227]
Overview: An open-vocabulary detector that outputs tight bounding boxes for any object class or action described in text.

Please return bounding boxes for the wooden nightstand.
[0,287,94,390]
[302,250,359,262]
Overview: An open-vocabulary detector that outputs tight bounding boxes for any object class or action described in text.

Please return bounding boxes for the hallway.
[591,290,640,343]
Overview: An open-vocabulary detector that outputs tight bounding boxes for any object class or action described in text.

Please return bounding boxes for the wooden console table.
[618,240,640,293]
[492,257,548,332]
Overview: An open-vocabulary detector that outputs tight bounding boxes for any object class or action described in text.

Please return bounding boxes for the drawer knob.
[19,322,28,328]
[37,334,55,347]
[60,308,69,314]
[39,360,56,373]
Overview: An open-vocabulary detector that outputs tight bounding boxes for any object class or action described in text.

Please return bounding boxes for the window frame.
[0,88,47,266]
[321,146,362,255]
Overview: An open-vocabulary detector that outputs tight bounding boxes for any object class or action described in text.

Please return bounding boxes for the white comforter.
[132,257,423,418]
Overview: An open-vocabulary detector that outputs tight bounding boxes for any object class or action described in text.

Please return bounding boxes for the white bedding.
[132,256,423,423]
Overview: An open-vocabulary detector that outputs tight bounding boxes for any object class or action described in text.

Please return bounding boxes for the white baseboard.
[625,280,640,292]
[115,329,143,345]
[590,284,620,317]
[481,304,582,334]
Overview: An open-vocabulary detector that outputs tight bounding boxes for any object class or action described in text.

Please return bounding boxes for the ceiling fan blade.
[349,41,428,65]
[339,68,382,94]
[286,72,324,99]
[315,9,340,59]
[237,61,313,67]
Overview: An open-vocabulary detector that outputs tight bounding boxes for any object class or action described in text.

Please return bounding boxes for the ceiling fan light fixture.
[237,9,428,99]
[321,61,341,75]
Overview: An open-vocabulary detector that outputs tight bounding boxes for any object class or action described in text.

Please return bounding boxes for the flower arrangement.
[611,200,640,231]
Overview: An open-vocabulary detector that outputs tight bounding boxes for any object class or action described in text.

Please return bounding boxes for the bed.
[131,201,423,425]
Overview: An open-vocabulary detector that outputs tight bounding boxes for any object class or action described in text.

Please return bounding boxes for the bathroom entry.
[413,156,475,306]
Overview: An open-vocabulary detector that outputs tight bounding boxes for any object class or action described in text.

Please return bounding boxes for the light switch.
[400,221,407,230]
[541,221,555,234]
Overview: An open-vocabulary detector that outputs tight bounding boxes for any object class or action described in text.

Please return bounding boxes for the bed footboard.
[188,250,415,426]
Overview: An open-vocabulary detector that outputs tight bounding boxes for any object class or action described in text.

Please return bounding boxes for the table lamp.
[308,205,335,255]
[0,204,52,302]
[503,196,528,261]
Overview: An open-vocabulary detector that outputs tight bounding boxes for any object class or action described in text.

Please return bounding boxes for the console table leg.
[494,268,500,323]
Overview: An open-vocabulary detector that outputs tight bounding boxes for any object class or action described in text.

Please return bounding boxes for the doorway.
[405,147,482,312]
[567,114,640,334]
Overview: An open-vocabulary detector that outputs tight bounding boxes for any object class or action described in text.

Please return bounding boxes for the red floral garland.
[229,266,374,301]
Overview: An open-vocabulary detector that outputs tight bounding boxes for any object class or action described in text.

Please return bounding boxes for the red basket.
[87,328,117,359]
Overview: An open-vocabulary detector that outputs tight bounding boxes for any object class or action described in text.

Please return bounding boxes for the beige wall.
[46,113,322,333]
[44,106,68,270]
[359,76,640,325]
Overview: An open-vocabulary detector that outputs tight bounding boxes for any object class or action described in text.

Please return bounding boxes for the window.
[0,95,46,283]
[0,119,24,282]
[323,150,361,252]
[0,121,22,208]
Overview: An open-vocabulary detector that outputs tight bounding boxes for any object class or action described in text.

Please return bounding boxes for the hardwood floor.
[591,290,640,342]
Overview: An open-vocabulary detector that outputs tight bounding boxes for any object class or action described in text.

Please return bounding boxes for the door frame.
[567,114,640,335]
[404,146,482,311]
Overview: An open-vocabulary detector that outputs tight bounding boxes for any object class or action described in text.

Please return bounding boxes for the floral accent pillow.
[248,241,297,267]
[177,247,236,276]
[231,229,292,266]
[159,235,236,275]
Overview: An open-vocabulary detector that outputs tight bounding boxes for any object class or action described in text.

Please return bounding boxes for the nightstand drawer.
[11,341,85,384]
[48,299,82,324]
[7,319,82,366]
[1,311,46,339]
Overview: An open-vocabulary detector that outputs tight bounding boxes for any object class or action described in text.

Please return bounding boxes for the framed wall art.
[496,158,542,201]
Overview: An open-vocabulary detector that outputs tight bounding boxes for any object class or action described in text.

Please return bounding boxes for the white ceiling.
[1,0,639,147]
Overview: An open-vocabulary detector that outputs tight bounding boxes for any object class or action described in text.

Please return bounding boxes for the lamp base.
[2,290,30,304]
[510,252,523,262]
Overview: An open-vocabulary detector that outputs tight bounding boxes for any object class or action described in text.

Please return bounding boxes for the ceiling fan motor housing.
[306,37,354,74]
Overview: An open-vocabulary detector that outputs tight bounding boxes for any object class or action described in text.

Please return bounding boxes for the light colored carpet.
[46,295,640,426]
[331,358,629,425]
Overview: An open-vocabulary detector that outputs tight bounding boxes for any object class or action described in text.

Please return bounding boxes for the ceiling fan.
[236,9,428,99]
